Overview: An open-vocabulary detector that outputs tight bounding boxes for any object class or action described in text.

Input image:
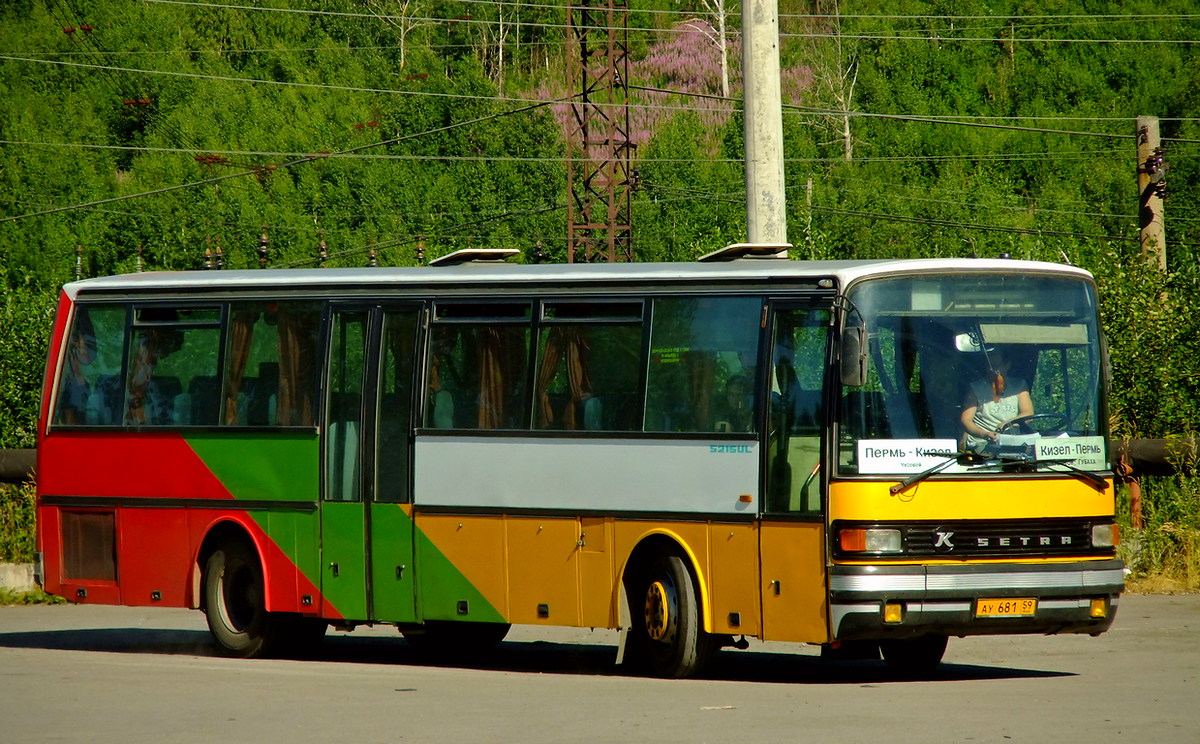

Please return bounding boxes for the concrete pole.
[741,0,788,246]
[1136,115,1166,271]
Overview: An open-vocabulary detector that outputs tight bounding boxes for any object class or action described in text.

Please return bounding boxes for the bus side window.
[124,307,221,427]
[644,297,762,434]
[425,304,532,430]
[222,303,321,427]
[53,304,126,427]
[534,302,643,432]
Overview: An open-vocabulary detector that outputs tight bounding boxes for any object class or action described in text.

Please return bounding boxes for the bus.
[35,246,1124,677]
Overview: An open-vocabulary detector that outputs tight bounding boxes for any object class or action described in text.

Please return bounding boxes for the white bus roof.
[62,256,1094,300]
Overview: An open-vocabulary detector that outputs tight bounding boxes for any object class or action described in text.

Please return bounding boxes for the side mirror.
[841,326,868,387]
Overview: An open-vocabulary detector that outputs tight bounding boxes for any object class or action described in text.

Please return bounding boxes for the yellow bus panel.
[505,517,581,626]
[830,478,1116,522]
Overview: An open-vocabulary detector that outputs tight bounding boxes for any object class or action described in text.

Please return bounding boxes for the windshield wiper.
[887,450,1108,495]
[1031,459,1110,491]
[889,451,993,495]
[986,454,1110,491]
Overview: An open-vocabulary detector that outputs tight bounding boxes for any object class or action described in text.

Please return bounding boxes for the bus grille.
[904,520,1096,558]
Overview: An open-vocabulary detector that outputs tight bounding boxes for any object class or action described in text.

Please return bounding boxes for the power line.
[807,204,1133,243]
[782,12,1200,21]
[139,0,695,22]
[0,55,748,118]
[274,203,567,268]
[0,54,546,106]
[634,84,1150,137]
[780,30,1200,45]
[0,96,565,224]
[781,102,1133,139]
[139,0,1200,42]
[1,138,1140,169]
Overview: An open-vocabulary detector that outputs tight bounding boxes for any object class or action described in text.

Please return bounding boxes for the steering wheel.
[999,412,1069,436]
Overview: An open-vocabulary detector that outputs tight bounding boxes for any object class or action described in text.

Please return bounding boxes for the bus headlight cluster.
[839,528,903,553]
[1092,523,1118,548]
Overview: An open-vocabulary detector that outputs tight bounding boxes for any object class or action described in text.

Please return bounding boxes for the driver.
[961,345,1033,450]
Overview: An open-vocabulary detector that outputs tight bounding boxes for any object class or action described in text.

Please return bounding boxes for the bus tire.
[627,553,713,678]
[880,634,948,677]
[203,540,277,658]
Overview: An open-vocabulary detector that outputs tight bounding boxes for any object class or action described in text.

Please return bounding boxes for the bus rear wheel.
[204,540,277,658]
[626,554,713,678]
[880,634,948,677]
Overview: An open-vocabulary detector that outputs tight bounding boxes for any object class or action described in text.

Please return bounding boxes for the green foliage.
[0,587,66,605]
[1094,249,1200,439]
[0,481,37,563]
[0,285,55,449]
[1118,468,1200,592]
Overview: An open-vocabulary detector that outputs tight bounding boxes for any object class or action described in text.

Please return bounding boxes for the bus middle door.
[322,305,421,624]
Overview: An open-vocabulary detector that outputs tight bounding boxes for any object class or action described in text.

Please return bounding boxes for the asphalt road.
[0,594,1196,744]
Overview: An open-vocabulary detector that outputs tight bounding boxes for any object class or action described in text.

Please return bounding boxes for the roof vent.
[428,248,520,267]
[697,243,791,262]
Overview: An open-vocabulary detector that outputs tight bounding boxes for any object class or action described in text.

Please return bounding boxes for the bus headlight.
[839,528,903,553]
[1092,523,1118,548]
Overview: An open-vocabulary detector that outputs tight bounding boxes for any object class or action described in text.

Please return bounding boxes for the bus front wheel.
[627,554,713,678]
[203,540,276,658]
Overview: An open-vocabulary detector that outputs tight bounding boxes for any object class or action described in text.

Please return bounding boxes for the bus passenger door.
[759,301,833,643]
[322,306,420,624]
[367,308,421,624]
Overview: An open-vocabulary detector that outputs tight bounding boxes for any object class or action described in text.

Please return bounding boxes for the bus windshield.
[838,272,1107,476]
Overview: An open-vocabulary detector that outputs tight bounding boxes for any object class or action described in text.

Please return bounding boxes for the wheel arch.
[619,530,713,634]
[192,518,271,612]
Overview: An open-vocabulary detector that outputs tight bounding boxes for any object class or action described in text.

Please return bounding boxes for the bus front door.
[322,306,421,624]
[759,301,832,643]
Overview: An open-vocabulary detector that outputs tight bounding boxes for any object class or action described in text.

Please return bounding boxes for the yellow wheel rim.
[645,580,670,641]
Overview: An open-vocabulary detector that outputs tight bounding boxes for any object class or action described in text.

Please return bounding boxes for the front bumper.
[830,558,1124,640]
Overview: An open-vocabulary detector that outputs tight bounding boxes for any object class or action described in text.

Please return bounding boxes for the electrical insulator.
[257,228,270,268]
[317,239,328,267]
[366,247,378,268]
[1144,147,1165,175]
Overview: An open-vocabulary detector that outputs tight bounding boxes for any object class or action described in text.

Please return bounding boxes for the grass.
[1116,468,1200,594]
[0,480,36,564]
[0,587,65,605]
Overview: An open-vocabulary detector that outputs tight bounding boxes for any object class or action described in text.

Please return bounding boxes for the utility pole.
[565,0,634,263]
[1137,115,1166,270]
[741,0,788,247]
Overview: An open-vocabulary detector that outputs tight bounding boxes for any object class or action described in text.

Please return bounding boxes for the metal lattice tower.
[565,0,634,263]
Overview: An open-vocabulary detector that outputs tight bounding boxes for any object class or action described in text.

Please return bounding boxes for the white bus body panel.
[413,436,759,514]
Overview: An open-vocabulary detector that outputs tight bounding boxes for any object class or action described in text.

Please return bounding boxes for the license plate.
[976,598,1037,617]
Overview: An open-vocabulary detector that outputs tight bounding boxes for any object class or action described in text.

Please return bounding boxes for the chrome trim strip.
[1039,598,1090,610]
[829,574,926,592]
[832,567,1125,594]
[913,602,972,613]
[926,569,1125,591]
